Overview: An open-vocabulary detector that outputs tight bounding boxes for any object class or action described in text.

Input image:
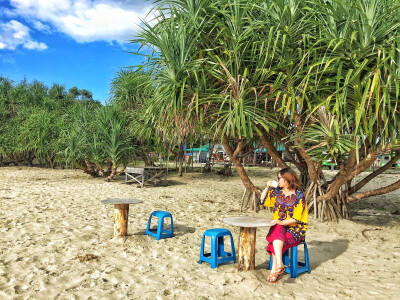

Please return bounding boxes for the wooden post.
[237,227,256,271]
[114,204,129,237]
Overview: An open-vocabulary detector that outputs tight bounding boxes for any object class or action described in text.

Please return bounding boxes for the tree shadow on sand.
[125,180,186,188]
[255,239,349,273]
[348,206,400,227]
[151,180,186,187]
[132,223,195,237]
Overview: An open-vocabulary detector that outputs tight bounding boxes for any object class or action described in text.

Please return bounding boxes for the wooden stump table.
[101,199,143,238]
[222,216,274,271]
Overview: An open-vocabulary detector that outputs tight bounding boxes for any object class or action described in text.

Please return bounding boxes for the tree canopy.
[129,0,400,220]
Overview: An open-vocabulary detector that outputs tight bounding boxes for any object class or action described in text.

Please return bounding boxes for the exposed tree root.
[240,188,261,212]
[306,180,349,222]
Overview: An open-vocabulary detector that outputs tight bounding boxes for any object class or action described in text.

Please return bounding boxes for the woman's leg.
[267,252,282,282]
[270,254,277,272]
[266,225,286,281]
[272,239,284,269]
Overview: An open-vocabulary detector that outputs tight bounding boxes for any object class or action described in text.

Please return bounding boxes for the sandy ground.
[0,166,399,300]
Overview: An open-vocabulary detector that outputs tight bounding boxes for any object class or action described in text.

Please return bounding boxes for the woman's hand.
[271,219,283,225]
[266,181,272,189]
[272,218,297,226]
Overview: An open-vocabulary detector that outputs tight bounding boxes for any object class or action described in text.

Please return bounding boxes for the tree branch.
[347,179,400,202]
[346,146,389,181]
[258,131,288,169]
[222,134,260,195]
[349,151,400,194]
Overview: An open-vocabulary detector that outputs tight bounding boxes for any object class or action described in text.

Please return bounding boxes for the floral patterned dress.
[261,187,308,254]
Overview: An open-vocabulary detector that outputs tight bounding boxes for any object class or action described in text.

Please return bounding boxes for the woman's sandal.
[267,272,281,283]
[267,266,286,283]
[275,266,286,275]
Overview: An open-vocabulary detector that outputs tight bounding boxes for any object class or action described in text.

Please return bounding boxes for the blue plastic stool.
[199,228,236,269]
[145,211,174,240]
[268,241,311,278]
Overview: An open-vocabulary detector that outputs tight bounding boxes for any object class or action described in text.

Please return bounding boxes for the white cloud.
[23,40,48,50]
[9,0,153,44]
[0,20,48,50]
[32,21,52,33]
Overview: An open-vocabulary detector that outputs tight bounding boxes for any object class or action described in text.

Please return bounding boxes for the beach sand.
[0,166,399,299]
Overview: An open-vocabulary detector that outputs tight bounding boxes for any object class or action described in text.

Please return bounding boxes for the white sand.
[0,166,399,299]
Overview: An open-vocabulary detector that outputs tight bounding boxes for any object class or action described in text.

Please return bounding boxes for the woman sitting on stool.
[260,168,308,283]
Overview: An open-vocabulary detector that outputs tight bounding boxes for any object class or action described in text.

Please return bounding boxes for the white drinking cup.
[270,180,278,188]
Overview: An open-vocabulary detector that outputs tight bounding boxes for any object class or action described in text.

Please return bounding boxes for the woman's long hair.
[278,168,301,190]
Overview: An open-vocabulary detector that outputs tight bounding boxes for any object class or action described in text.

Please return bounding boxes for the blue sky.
[0,0,154,103]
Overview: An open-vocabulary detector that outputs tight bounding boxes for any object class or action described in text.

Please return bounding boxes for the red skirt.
[266,224,302,255]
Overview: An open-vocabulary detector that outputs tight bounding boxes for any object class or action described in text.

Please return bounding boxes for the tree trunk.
[25,156,33,167]
[83,155,99,177]
[237,227,256,271]
[104,161,113,175]
[24,151,35,167]
[259,131,309,187]
[307,147,397,221]
[114,204,129,237]
[222,135,260,196]
[48,154,56,169]
[106,163,118,181]
[177,142,184,176]
[13,155,19,166]
[258,134,287,169]
[318,147,382,203]
[203,141,214,173]
[217,162,232,176]
[140,140,154,166]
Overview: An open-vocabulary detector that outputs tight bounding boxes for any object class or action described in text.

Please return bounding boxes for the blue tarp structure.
[187,143,285,153]
[186,144,223,152]
[255,143,285,152]
[187,147,209,152]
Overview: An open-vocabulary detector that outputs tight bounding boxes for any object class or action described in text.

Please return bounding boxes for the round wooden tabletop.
[222,216,274,228]
[101,199,143,205]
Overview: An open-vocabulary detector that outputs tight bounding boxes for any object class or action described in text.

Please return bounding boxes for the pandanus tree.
[60,101,94,170]
[131,0,400,220]
[198,0,283,189]
[225,0,400,219]
[110,68,156,166]
[292,0,400,220]
[0,76,13,164]
[132,2,206,176]
[62,101,133,180]
[96,104,134,181]
[18,107,64,168]
[0,76,103,169]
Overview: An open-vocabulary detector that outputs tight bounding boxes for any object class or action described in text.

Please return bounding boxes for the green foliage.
[94,104,135,166]
[129,0,399,178]
[0,76,136,173]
